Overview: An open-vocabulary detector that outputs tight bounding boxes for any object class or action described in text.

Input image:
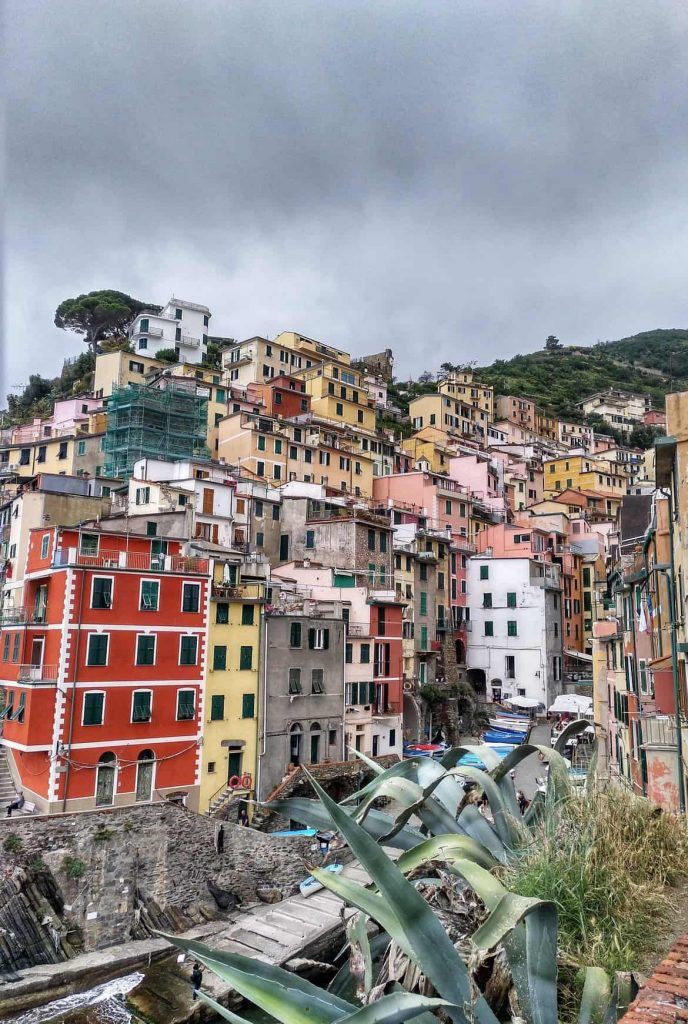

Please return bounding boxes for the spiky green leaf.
[578,966,613,1024]
[340,994,457,1023]
[395,834,498,875]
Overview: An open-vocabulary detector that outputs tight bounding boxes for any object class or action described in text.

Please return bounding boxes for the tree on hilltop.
[54,290,152,357]
[545,334,562,350]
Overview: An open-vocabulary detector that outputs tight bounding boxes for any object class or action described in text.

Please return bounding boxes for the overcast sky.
[4,0,688,393]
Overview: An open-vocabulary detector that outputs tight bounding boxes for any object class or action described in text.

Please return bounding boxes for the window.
[639,659,650,694]
[87,633,109,666]
[345,643,353,664]
[437,571,445,591]
[12,633,20,662]
[336,403,344,416]
[58,441,68,460]
[146,521,157,537]
[507,592,517,608]
[484,621,494,637]
[289,667,302,694]
[419,592,427,615]
[256,460,265,476]
[83,692,104,726]
[176,689,195,720]
[240,645,253,670]
[305,529,315,549]
[308,628,329,650]
[132,690,152,722]
[505,656,515,679]
[274,439,282,454]
[182,583,200,613]
[379,532,387,553]
[210,694,225,721]
[272,505,280,521]
[360,642,370,664]
[420,626,428,650]
[483,593,492,608]
[136,635,156,666]
[216,602,229,624]
[40,534,50,559]
[135,486,150,505]
[507,620,518,637]
[257,435,266,452]
[140,579,159,611]
[180,635,198,665]
[419,563,427,581]
[367,529,376,551]
[92,576,113,609]
[80,533,99,556]
[2,634,9,661]
[174,307,183,319]
[77,440,86,456]
[480,564,489,580]
[290,622,302,647]
[37,445,46,463]
[240,692,255,719]
[240,604,255,627]
[213,645,227,670]
[311,669,325,694]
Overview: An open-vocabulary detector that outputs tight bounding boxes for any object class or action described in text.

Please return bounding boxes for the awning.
[504,696,539,708]
[564,649,593,663]
[549,694,593,714]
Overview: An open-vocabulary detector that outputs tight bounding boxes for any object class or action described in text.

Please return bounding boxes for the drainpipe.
[256,607,268,800]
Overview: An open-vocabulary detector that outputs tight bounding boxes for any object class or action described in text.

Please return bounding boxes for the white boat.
[489,717,529,732]
[299,862,343,896]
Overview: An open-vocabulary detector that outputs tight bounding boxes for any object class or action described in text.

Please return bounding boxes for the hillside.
[474,329,688,420]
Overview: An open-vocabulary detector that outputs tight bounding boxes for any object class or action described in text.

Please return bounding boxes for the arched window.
[289,724,302,766]
[135,749,155,803]
[95,751,116,806]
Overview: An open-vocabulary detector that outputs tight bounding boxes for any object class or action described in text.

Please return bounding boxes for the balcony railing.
[346,622,370,637]
[372,701,402,717]
[52,548,209,575]
[0,607,48,626]
[211,582,264,601]
[18,664,59,683]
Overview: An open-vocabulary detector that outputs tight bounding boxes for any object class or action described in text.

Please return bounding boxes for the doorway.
[95,752,116,806]
[135,750,155,802]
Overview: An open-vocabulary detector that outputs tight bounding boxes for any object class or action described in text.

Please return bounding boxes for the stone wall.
[0,803,313,961]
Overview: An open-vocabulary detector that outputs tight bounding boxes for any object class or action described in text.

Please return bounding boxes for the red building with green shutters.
[0,525,209,813]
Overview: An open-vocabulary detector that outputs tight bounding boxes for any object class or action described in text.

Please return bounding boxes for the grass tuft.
[505,783,688,975]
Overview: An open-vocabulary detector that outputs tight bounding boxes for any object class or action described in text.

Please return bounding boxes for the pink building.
[449,454,507,518]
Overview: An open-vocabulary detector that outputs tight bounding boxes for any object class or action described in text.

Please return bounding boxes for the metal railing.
[211,582,264,601]
[52,548,209,574]
[18,664,59,683]
[346,622,370,637]
[0,607,48,626]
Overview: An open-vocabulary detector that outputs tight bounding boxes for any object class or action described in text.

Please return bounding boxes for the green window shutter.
[213,645,227,671]
[257,435,266,451]
[240,646,253,670]
[228,751,243,777]
[141,580,159,610]
[480,565,489,580]
[177,689,195,719]
[216,602,229,624]
[92,577,112,608]
[420,626,428,650]
[210,694,225,721]
[136,635,155,665]
[242,693,255,718]
[87,634,108,666]
[360,643,370,664]
[483,593,492,608]
[507,620,517,637]
[419,592,427,615]
[180,636,197,664]
[133,691,151,721]
[83,692,104,726]
[345,643,353,664]
[507,592,517,608]
[182,584,199,613]
[241,605,254,626]
[308,628,315,650]
[484,621,494,637]
[290,622,302,647]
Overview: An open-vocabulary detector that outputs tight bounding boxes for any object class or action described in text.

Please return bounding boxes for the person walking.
[191,961,203,1000]
[6,790,24,817]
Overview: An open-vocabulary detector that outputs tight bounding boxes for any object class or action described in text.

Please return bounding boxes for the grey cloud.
[4,0,688,389]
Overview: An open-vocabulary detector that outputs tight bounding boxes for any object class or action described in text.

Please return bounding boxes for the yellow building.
[0,429,107,482]
[409,392,486,446]
[223,330,352,387]
[535,409,559,442]
[543,454,626,498]
[199,561,265,815]
[438,372,494,421]
[94,350,164,399]
[401,428,456,475]
[218,410,375,496]
[297,361,376,432]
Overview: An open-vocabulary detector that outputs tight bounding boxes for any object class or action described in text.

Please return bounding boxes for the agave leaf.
[395,834,498,875]
[345,912,372,998]
[265,797,424,851]
[579,966,613,1024]
[554,718,591,754]
[444,767,526,849]
[456,805,509,864]
[341,758,425,803]
[339,994,458,1024]
[355,777,427,823]
[197,991,256,1024]
[524,789,545,827]
[157,932,354,1024]
[349,748,387,775]
[441,744,502,771]
[328,932,391,999]
[503,904,558,1024]
[371,780,465,843]
[305,772,500,1024]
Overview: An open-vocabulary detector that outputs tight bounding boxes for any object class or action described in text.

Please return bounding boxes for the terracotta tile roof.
[622,935,688,1024]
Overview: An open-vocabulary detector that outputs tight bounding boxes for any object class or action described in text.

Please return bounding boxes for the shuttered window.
[83,692,104,726]
[177,689,195,720]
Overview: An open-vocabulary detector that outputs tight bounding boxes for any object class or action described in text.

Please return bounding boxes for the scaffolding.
[103,381,210,478]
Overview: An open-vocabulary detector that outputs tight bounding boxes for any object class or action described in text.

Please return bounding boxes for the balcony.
[367,589,403,605]
[211,582,264,602]
[18,664,59,684]
[346,622,370,637]
[0,607,48,626]
[52,548,209,575]
[372,701,402,718]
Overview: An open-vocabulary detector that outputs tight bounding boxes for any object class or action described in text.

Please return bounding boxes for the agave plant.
[162,719,629,1024]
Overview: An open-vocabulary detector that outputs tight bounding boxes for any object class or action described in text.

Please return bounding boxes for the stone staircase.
[0,745,17,808]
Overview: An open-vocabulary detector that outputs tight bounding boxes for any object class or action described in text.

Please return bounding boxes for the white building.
[466,555,563,707]
[128,298,211,364]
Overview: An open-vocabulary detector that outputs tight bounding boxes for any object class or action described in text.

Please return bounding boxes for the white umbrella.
[549,694,592,714]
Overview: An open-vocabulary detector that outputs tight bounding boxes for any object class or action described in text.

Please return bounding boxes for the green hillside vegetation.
[598,328,688,379]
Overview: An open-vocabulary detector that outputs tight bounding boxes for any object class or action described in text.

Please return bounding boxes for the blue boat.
[271,827,317,838]
[456,743,518,768]
[483,728,527,744]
